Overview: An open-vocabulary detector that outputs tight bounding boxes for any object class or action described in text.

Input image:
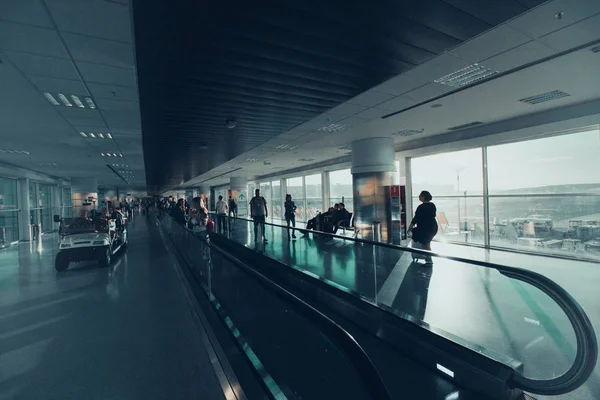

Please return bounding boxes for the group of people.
[303,202,351,236]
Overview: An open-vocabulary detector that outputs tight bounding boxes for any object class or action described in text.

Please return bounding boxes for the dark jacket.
[284,200,297,217]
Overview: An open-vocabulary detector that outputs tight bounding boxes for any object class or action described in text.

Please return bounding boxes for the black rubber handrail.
[161,215,392,400]
[214,214,598,396]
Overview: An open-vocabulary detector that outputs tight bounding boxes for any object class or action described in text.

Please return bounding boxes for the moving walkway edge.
[157,214,393,400]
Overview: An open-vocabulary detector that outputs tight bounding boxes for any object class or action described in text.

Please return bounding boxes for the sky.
[411,128,600,194]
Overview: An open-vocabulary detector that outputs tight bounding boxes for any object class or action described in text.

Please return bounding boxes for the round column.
[351,138,395,242]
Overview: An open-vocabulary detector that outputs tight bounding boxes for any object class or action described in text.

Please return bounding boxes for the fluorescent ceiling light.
[89,133,96,138]
[97,133,105,138]
[113,153,117,157]
[106,153,112,157]
[434,63,498,88]
[71,95,85,108]
[107,133,113,139]
[119,153,123,157]
[101,153,105,156]
[57,93,72,107]
[318,123,347,132]
[79,132,87,137]
[85,97,96,109]
[43,93,60,106]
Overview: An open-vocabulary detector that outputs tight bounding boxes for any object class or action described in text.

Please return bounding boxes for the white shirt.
[216,200,228,214]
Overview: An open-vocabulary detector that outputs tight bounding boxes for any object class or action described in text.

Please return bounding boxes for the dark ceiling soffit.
[381,38,600,120]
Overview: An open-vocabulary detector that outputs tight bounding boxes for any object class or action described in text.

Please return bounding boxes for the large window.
[61,187,73,217]
[487,129,600,258]
[271,180,281,220]
[411,148,484,244]
[286,177,305,221]
[0,177,19,244]
[39,184,53,232]
[305,174,322,220]
[329,169,353,212]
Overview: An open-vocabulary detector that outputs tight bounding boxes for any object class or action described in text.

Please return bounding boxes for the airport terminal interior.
[1,0,600,399]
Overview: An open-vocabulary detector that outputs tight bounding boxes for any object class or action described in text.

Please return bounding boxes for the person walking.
[249,189,268,242]
[215,195,228,233]
[407,190,438,265]
[284,194,297,239]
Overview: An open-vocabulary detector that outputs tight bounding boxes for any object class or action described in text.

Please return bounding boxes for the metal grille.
[448,121,484,131]
[518,90,570,105]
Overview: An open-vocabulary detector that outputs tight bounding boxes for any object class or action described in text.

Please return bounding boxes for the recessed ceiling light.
[319,123,347,132]
[71,95,85,108]
[80,132,87,137]
[112,153,117,157]
[97,133,105,138]
[85,97,96,109]
[106,153,112,157]
[89,133,96,138]
[107,133,113,139]
[434,63,498,88]
[246,157,259,162]
[43,93,60,106]
[57,93,72,107]
[101,153,105,156]
[119,153,123,157]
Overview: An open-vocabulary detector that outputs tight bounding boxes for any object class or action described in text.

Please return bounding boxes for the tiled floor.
[0,215,224,400]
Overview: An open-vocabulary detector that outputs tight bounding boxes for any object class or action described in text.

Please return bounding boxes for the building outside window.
[271,180,281,220]
[286,177,305,221]
[487,128,600,259]
[411,148,485,244]
[259,182,272,219]
[409,126,600,260]
[329,169,353,212]
[61,187,73,217]
[0,177,19,244]
[305,174,322,220]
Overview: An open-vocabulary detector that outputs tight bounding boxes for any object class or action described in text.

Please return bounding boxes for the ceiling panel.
[403,82,454,102]
[537,13,600,52]
[0,21,67,58]
[62,32,135,67]
[95,98,139,111]
[46,0,133,43]
[449,24,531,63]
[132,0,546,192]
[375,95,419,112]
[87,82,139,101]
[27,75,87,95]
[4,51,79,80]
[0,0,53,28]
[508,0,600,39]
[482,41,556,71]
[76,62,137,87]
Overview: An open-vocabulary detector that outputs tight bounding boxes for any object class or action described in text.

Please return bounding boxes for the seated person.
[331,203,351,234]
[304,204,339,234]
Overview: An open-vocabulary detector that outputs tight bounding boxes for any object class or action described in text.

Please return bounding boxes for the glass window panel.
[304,174,322,220]
[329,168,352,204]
[412,196,485,245]
[488,129,600,195]
[286,177,305,221]
[411,148,483,196]
[0,177,19,243]
[29,182,37,209]
[0,177,18,211]
[271,180,281,220]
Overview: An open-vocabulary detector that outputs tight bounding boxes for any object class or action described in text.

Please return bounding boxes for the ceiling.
[132,0,547,193]
[0,0,145,190]
[180,0,600,188]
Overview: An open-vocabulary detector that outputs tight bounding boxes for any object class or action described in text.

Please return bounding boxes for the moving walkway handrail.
[218,213,598,396]
[161,214,392,400]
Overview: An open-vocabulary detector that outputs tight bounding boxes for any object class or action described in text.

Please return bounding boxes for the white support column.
[18,178,31,241]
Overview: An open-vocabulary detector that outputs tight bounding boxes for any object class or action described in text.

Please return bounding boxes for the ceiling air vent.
[298,158,315,162]
[318,123,347,132]
[590,45,600,53]
[518,90,570,105]
[434,63,499,88]
[448,121,484,131]
[393,128,424,137]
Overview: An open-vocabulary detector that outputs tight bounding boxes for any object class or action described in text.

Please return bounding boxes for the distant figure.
[284,194,297,239]
[249,189,268,242]
[215,195,228,233]
[407,190,437,265]
[228,196,237,218]
[171,199,186,225]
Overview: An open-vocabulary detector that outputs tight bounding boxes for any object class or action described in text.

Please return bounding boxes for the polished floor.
[0,216,225,400]
[219,219,600,400]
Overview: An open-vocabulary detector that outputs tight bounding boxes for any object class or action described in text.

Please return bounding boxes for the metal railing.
[210,213,598,396]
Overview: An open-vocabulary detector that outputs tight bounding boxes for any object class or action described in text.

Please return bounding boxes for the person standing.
[407,190,437,265]
[215,195,228,233]
[284,194,297,239]
[228,196,237,218]
[249,189,268,242]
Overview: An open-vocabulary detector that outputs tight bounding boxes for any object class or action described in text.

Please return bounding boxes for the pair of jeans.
[285,214,295,235]
[216,214,227,233]
[253,215,266,239]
